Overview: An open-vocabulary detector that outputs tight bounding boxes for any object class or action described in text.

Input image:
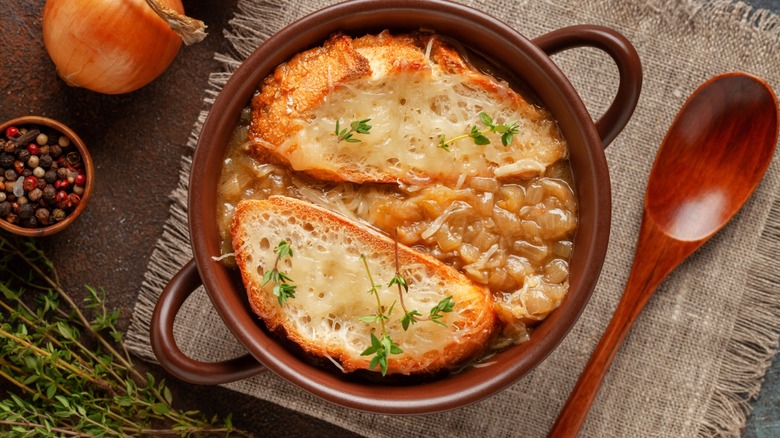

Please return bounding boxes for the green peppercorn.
[52,208,66,222]
[36,133,48,145]
[58,136,70,147]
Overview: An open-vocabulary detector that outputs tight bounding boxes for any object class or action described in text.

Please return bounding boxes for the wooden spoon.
[549,72,778,437]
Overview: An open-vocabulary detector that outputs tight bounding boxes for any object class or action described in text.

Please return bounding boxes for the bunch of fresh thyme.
[0,234,248,437]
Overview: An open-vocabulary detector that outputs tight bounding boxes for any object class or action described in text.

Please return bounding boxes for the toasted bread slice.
[248,31,567,185]
[230,196,497,375]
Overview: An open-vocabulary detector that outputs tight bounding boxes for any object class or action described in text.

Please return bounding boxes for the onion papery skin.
[42,0,184,95]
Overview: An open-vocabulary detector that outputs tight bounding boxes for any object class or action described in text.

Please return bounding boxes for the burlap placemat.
[126,0,780,436]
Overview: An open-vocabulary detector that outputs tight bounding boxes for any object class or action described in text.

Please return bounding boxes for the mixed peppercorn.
[0,124,87,228]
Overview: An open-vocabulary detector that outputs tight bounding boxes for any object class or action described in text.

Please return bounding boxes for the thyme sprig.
[389,233,455,330]
[335,118,372,143]
[438,112,520,151]
[358,255,403,376]
[358,235,456,376]
[0,234,247,436]
[262,240,297,306]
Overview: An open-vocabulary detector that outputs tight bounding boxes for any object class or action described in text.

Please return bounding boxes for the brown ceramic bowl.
[0,116,94,237]
[151,0,642,414]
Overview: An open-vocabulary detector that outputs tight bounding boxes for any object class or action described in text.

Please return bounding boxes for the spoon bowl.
[647,74,778,241]
[549,72,778,436]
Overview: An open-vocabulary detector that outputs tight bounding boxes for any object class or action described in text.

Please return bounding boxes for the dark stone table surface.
[1,1,777,436]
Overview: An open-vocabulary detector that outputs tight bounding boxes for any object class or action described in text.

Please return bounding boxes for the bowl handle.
[532,25,642,148]
[150,259,266,384]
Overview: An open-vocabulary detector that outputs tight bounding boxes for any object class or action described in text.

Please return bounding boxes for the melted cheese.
[280,63,566,184]
[241,210,478,361]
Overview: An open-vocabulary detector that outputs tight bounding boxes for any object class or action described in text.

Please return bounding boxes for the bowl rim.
[186,0,612,414]
[0,115,94,237]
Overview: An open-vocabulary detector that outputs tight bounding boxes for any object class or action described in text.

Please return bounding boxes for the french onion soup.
[216,31,577,376]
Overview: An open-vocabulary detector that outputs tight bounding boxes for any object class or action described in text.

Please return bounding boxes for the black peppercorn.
[0,153,12,167]
[42,185,56,203]
[39,154,53,168]
[18,203,34,220]
[56,167,69,180]
[44,169,57,184]
[4,169,17,181]
[50,144,62,158]
[0,201,10,217]
[16,149,30,162]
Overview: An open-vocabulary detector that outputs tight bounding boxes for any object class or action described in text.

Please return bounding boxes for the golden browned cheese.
[248,31,567,185]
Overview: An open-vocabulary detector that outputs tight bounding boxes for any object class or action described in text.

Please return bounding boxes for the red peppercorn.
[54,179,69,190]
[66,193,81,209]
[23,175,38,192]
[55,190,68,204]
[74,173,86,186]
[27,143,40,155]
[5,126,19,138]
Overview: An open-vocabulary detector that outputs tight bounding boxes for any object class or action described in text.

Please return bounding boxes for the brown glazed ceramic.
[0,116,94,237]
[151,0,642,414]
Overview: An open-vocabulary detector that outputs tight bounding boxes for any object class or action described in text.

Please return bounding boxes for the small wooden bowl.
[0,116,94,237]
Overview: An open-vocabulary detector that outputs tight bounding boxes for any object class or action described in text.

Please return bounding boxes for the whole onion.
[42,0,206,95]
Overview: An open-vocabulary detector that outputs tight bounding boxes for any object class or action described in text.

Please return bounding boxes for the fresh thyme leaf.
[438,134,451,151]
[388,275,408,293]
[479,112,494,127]
[428,296,456,326]
[360,333,402,376]
[273,282,297,306]
[401,310,422,331]
[274,239,293,259]
[264,240,296,306]
[351,118,372,134]
[470,125,491,145]
[335,118,372,143]
[439,112,520,150]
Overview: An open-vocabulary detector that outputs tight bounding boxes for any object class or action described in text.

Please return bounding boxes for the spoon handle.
[548,211,699,437]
